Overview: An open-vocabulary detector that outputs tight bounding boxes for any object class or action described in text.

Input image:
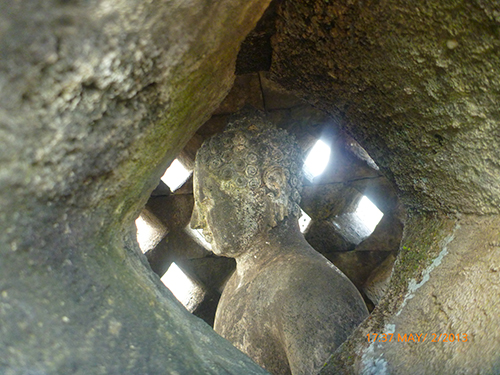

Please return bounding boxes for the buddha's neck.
[233,217,307,280]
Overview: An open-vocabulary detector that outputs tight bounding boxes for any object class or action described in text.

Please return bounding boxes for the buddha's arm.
[281,296,339,375]
[280,264,368,375]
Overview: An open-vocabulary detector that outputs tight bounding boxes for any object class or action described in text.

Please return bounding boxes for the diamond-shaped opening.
[325,194,385,247]
[161,262,206,312]
[298,209,312,234]
[135,214,167,253]
[161,159,192,192]
[303,139,331,181]
[354,195,384,234]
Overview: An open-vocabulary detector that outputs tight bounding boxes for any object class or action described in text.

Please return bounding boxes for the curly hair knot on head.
[196,110,304,228]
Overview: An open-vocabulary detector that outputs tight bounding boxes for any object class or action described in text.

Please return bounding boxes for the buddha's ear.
[261,194,288,229]
[261,194,279,229]
[263,165,286,197]
[262,165,289,228]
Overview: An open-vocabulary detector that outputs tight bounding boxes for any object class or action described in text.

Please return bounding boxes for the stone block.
[363,253,396,305]
[145,194,194,232]
[213,73,264,115]
[305,219,357,253]
[355,213,403,252]
[260,71,304,110]
[326,250,393,291]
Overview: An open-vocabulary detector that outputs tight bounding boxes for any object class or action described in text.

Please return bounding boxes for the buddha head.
[190,112,304,257]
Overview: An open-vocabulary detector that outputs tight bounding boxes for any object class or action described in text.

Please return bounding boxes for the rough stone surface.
[183,256,237,295]
[305,219,356,253]
[180,256,237,326]
[235,0,282,75]
[268,104,334,149]
[355,214,403,252]
[214,73,265,115]
[326,251,393,292]
[350,177,401,216]
[146,194,195,232]
[271,0,500,372]
[272,0,500,215]
[146,230,208,277]
[312,138,382,187]
[363,253,397,306]
[136,208,169,252]
[301,185,360,221]
[0,0,272,374]
[322,214,500,374]
[259,71,304,110]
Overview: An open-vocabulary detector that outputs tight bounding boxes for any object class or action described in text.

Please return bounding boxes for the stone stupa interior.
[2,0,499,374]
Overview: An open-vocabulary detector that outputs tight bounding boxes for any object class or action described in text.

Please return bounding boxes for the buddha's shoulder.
[264,248,344,277]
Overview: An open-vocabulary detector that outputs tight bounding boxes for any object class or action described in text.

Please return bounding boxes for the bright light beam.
[355,196,384,233]
[304,140,331,180]
[135,215,166,253]
[161,159,191,192]
[161,263,203,312]
[298,209,312,233]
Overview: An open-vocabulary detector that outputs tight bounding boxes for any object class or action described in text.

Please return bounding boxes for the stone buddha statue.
[190,112,368,375]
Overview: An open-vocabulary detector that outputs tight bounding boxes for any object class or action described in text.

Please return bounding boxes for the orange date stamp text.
[366,333,468,343]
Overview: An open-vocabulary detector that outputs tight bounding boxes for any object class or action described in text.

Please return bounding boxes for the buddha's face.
[190,162,261,257]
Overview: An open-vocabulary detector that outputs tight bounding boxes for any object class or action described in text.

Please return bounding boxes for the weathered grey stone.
[326,251,393,292]
[177,134,205,172]
[323,214,500,374]
[305,219,357,253]
[271,0,500,372]
[301,185,360,221]
[5,0,500,372]
[146,194,194,232]
[363,253,397,306]
[174,174,195,195]
[179,256,237,326]
[312,138,381,187]
[191,114,368,375]
[142,179,208,276]
[190,286,222,328]
[272,0,500,215]
[331,213,374,246]
[214,73,265,115]
[350,177,401,216]
[303,186,395,254]
[0,0,272,373]
[183,256,237,295]
[342,133,380,172]
[235,0,281,75]
[268,104,334,146]
[196,114,231,138]
[259,71,304,110]
[136,209,169,253]
[145,229,209,277]
[150,180,172,197]
[355,214,403,252]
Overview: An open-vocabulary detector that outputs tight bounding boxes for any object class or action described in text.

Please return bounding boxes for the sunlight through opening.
[303,140,331,181]
[161,262,205,312]
[161,159,192,192]
[135,215,167,253]
[355,196,384,233]
[298,209,312,233]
